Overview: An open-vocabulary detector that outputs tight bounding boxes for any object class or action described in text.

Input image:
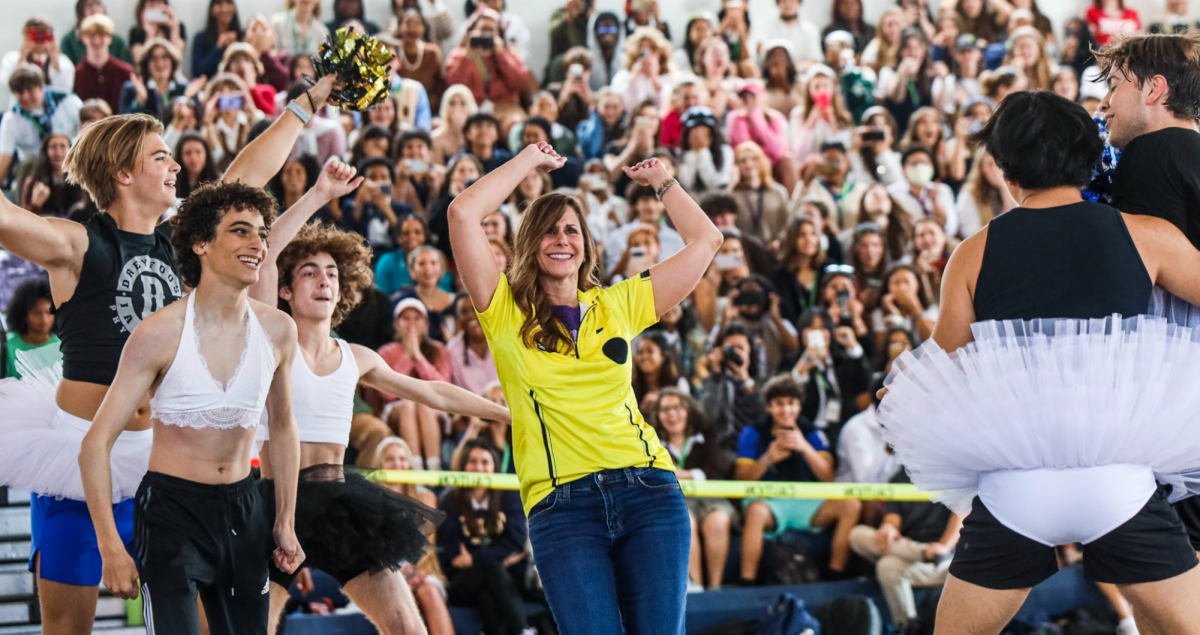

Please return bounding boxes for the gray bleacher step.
[3,492,29,508]
[95,597,126,619]
[0,601,28,626]
[0,510,28,540]
[0,542,28,564]
[0,566,31,598]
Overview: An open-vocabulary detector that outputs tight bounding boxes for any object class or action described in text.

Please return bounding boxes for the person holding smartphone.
[736,375,862,584]
[789,64,854,166]
[444,9,533,126]
[340,157,411,254]
[394,129,445,218]
[128,0,186,64]
[202,74,264,171]
[791,307,871,433]
[0,17,76,109]
[609,225,660,284]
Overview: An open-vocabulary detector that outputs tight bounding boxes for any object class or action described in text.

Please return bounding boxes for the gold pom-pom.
[308,27,395,111]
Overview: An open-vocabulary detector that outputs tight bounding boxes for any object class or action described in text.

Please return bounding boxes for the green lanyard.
[501,442,512,473]
[906,78,920,107]
[289,11,313,54]
[671,437,693,469]
[20,111,48,141]
[472,53,492,96]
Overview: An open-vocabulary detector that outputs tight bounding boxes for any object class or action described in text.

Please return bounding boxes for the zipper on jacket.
[626,403,655,468]
[573,302,594,359]
[530,390,558,486]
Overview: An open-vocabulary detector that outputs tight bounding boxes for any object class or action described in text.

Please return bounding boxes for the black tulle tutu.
[261,464,444,582]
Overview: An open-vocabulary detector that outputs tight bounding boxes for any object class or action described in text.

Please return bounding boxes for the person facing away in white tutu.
[1098,32,1200,558]
[80,181,306,635]
[245,169,511,635]
[0,75,336,635]
[877,90,1200,635]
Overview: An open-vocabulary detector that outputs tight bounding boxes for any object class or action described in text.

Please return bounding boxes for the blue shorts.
[745,497,826,539]
[29,494,135,586]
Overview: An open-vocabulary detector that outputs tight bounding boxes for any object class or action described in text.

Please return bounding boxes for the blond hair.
[62,114,163,211]
[286,0,322,18]
[80,14,115,38]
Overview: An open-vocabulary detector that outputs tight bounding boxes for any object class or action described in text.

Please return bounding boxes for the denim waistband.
[141,470,258,498]
[559,466,663,497]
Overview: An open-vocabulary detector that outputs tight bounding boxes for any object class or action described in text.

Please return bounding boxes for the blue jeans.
[527,467,690,635]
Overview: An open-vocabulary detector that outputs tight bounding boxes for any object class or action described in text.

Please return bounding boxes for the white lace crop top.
[150,293,277,430]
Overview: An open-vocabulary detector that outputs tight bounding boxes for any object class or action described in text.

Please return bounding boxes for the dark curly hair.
[276,223,375,327]
[170,181,279,288]
[5,279,54,336]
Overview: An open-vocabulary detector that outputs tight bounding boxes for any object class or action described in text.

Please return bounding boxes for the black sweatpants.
[132,471,272,635]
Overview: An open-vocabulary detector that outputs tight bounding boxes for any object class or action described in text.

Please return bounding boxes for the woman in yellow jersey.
[448,142,724,634]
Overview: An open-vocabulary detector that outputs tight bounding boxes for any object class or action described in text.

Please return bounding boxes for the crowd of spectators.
[0,0,1187,630]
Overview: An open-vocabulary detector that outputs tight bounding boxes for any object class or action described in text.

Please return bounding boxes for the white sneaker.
[686,579,704,594]
[1117,617,1140,635]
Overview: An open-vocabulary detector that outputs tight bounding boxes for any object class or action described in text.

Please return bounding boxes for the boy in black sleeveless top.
[1098,32,1200,557]
[0,76,337,634]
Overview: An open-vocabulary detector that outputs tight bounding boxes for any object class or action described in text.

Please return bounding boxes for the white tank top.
[151,293,277,430]
[257,339,359,445]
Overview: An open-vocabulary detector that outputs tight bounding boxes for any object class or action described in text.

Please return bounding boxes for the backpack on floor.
[757,592,821,635]
[763,540,821,586]
[814,596,882,635]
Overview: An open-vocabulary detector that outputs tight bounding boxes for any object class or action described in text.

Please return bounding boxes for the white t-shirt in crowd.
[0,95,83,161]
[750,18,822,64]
[0,52,75,109]
[836,405,900,484]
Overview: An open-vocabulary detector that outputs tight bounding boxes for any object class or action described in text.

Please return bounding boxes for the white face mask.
[905,163,935,187]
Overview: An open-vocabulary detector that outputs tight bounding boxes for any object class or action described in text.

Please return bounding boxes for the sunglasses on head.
[824,264,855,275]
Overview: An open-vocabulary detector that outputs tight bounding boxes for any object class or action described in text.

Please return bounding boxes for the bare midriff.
[258,440,346,479]
[147,422,260,484]
[58,379,154,431]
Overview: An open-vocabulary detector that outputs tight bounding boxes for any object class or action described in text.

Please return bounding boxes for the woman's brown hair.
[508,192,600,354]
[855,183,915,261]
[137,38,181,82]
[452,438,506,536]
[1003,26,1053,91]
[964,146,1005,226]
[777,216,827,275]
[651,387,706,439]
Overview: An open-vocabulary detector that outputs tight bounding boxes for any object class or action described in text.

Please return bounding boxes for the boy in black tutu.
[78,180,306,635]
[247,168,510,635]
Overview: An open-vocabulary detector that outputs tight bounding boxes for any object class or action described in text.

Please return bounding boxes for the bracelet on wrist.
[285,100,312,125]
[655,178,678,200]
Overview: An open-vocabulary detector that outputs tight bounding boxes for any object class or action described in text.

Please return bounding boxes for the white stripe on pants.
[848,525,950,627]
[142,583,154,635]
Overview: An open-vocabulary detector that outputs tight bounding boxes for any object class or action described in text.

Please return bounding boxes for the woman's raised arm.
[448,142,565,312]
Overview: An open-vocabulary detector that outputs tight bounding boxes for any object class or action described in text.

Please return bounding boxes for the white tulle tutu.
[1149,286,1200,327]
[877,315,1200,545]
[0,350,153,502]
